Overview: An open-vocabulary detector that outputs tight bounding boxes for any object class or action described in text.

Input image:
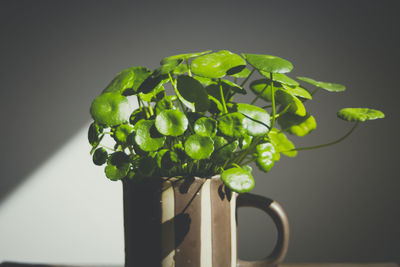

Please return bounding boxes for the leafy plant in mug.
[88,50,384,193]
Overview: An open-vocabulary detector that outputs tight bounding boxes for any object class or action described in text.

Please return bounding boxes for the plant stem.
[275,103,292,119]
[281,122,359,153]
[168,73,195,133]
[250,83,268,105]
[186,60,192,77]
[270,73,276,130]
[219,79,228,114]
[240,68,255,87]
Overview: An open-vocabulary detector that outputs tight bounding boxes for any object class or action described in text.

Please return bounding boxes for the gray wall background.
[0,0,399,264]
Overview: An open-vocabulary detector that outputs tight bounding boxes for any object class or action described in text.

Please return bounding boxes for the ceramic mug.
[123,175,289,267]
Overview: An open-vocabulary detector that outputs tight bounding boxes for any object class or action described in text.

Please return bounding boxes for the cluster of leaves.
[88,50,384,193]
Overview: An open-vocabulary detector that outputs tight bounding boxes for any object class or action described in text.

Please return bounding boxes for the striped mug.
[123,175,289,267]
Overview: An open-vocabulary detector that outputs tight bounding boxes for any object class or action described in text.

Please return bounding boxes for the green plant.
[88,50,384,193]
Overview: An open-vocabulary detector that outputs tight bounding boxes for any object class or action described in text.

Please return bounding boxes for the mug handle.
[236,193,290,267]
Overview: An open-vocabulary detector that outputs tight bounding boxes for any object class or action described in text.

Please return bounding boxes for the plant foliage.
[88,50,384,193]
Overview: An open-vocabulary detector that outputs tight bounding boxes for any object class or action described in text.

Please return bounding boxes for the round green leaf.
[176,75,210,112]
[236,103,270,136]
[337,108,385,122]
[213,136,238,163]
[276,90,306,117]
[134,119,166,151]
[155,109,188,136]
[278,113,317,136]
[220,79,246,95]
[90,92,131,127]
[155,58,183,75]
[155,95,176,114]
[256,142,276,172]
[114,124,134,144]
[194,117,217,137]
[191,50,246,78]
[93,148,108,166]
[243,53,293,74]
[160,50,212,65]
[297,76,346,92]
[259,71,299,86]
[268,128,297,157]
[240,134,253,150]
[230,68,251,78]
[88,122,103,146]
[249,79,275,102]
[105,152,130,181]
[129,108,147,125]
[221,167,254,193]
[281,84,312,100]
[103,66,152,95]
[218,112,247,138]
[193,76,214,86]
[184,135,214,160]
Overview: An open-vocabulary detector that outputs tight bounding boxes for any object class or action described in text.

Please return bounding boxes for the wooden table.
[1,262,399,267]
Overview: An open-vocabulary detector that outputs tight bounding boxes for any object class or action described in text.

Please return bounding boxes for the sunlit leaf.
[242,53,293,73]
[281,84,312,100]
[160,50,212,64]
[184,134,214,160]
[103,66,152,95]
[268,128,297,157]
[155,95,176,114]
[259,71,299,86]
[134,119,166,151]
[256,143,275,172]
[337,108,385,122]
[235,103,270,136]
[218,112,247,138]
[105,152,130,181]
[278,113,317,136]
[276,90,306,116]
[155,58,183,75]
[155,109,188,136]
[230,67,251,78]
[194,117,217,137]
[90,92,131,127]
[114,124,134,144]
[191,50,246,78]
[297,76,346,92]
[221,167,254,193]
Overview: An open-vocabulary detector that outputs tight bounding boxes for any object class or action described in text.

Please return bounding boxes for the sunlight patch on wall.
[0,123,125,265]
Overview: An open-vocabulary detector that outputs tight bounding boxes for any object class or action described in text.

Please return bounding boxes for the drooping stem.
[219,79,228,114]
[281,122,359,153]
[240,68,255,87]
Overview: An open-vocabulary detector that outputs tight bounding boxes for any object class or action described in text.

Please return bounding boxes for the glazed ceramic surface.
[123,176,289,267]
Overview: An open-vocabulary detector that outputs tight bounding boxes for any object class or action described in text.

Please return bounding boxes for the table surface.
[1,262,398,267]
